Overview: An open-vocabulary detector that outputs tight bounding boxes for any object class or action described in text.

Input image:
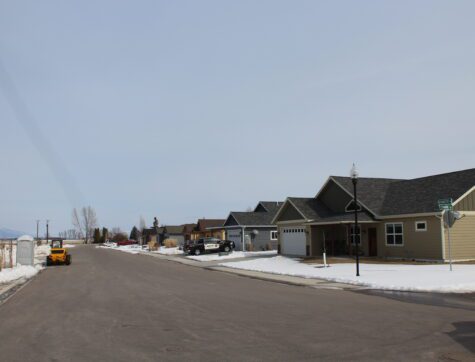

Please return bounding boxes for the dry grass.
[163,239,177,248]
[245,242,254,251]
[148,241,158,251]
[302,257,442,265]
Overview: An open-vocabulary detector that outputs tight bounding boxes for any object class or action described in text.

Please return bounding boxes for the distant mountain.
[0,228,26,239]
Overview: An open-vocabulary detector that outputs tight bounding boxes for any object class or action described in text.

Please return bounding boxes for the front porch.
[309,222,380,258]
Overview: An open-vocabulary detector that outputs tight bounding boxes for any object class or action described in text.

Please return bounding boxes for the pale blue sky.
[1,0,474,235]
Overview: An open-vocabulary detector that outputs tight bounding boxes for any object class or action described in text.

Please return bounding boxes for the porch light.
[350,163,360,277]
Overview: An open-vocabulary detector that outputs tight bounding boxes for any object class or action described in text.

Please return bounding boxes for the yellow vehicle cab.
[46,239,72,266]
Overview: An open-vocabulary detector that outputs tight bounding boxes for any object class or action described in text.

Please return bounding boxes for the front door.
[368,228,377,257]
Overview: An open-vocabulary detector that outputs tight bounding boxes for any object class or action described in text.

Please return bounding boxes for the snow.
[17,235,34,241]
[96,244,145,254]
[0,265,43,284]
[221,256,475,293]
[188,250,277,262]
[152,247,183,255]
[63,244,76,248]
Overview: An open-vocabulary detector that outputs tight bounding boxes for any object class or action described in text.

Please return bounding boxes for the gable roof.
[182,223,197,234]
[331,169,475,215]
[254,201,283,213]
[329,176,402,215]
[273,197,375,224]
[195,219,225,231]
[164,225,185,234]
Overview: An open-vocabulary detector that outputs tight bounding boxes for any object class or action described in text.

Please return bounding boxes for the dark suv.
[184,238,235,256]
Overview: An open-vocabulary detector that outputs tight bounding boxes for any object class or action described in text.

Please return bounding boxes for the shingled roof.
[164,225,185,234]
[225,201,283,227]
[331,168,475,216]
[195,219,225,231]
[288,197,375,223]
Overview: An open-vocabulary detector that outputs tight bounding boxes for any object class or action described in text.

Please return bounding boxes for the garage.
[280,227,307,256]
[226,229,243,250]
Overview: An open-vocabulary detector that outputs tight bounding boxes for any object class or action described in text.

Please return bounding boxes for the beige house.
[272,168,475,261]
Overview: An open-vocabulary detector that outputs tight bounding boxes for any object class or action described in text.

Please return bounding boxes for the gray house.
[224,201,282,251]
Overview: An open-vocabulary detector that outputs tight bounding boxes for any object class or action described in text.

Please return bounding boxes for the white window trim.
[415,220,427,232]
[350,225,361,245]
[270,230,278,240]
[385,222,404,247]
[345,200,362,213]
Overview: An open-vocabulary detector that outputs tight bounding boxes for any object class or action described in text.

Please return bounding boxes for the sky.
[0,0,474,235]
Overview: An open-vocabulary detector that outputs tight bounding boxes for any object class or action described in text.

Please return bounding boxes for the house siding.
[454,189,475,211]
[228,227,277,251]
[377,216,443,260]
[443,214,475,261]
[279,204,305,221]
[318,180,352,213]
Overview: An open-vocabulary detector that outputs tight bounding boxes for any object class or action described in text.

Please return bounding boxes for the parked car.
[116,240,138,246]
[184,238,235,256]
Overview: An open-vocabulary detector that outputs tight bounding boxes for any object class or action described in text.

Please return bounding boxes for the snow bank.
[188,250,277,262]
[152,247,183,255]
[63,244,76,248]
[0,265,42,284]
[221,256,475,293]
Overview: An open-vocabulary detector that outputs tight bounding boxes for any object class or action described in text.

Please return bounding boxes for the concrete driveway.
[0,245,473,361]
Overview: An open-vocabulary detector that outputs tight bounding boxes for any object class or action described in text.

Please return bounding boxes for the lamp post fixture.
[350,164,360,277]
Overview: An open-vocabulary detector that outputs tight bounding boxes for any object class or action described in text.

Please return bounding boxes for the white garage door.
[227,229,243,250]
[281,227,307,256]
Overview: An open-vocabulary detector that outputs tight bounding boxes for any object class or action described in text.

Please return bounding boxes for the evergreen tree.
[101,227,109,243]
[93,228,101,243]
[130,226,139,241]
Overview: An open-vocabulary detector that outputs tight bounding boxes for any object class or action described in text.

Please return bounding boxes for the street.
[0,246,473,361]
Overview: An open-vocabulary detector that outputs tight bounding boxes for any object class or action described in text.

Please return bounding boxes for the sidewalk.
[139,251,364,290]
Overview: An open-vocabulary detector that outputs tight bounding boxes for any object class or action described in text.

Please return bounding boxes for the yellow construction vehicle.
[46,238,72,266]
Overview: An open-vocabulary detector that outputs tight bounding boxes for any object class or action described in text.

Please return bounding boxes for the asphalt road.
[0,246,474,361]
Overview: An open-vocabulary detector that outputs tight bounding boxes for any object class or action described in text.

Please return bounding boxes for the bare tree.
[72,206,98,244]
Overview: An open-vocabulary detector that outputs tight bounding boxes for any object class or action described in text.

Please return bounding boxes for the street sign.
[438,198,453,211]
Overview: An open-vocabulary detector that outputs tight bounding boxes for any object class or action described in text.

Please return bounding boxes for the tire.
[224,246,230,252]
[194,249,201,256]
[46,258,51,266]
[65,255,71,265]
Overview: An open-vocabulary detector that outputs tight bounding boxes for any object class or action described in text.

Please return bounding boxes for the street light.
[350,164,360,277]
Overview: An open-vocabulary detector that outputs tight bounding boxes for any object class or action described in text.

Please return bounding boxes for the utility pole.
[46,219,49,246]
[36,220,40,242]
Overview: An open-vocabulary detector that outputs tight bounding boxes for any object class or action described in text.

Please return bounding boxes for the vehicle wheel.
[65,255,71,265]
[194,249,201,256]
[46,258,51,266]
[224,246,230,252]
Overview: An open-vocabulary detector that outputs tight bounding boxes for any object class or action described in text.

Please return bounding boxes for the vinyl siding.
[377,216,443,260]
[278,203,305,221]
[443,214,475,261]
[318,181,352,213]
[454,189,475,211]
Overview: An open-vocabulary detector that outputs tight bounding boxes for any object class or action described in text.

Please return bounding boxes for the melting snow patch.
[220,256,475,293]
[0,265,42,284]
[188,250,277,262]
[152,247,183,255]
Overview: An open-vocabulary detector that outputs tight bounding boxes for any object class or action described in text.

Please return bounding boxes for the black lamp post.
[350,164,360,277]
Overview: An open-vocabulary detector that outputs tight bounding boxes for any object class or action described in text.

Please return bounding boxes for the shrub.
[245,242,254,251]
[265,243,273,251]
[164,239,177,248]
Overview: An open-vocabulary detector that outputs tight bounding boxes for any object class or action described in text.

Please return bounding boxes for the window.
[350,226,361,244]
[345,200,362,212]
[270,231,278,240]
[415,221,427,232]
[386,223,403,246]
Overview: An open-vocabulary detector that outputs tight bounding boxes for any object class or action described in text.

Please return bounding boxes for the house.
[142,227,164,245]
[182,223,196,241]
[272,168,475,261]
[162,225,186,246]
[223,201,282,251]
[191,219,226,240]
